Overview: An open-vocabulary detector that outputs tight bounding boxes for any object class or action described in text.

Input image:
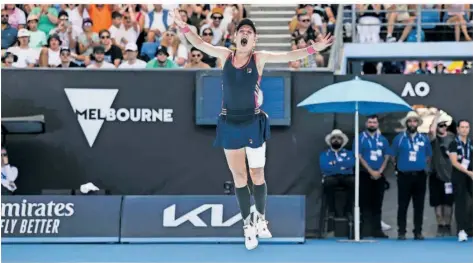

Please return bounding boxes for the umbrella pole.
[354,106,360,241]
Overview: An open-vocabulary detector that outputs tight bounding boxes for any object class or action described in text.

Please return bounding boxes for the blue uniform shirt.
[320,148,355,176]
[356,131,392,171]
[392,132,432,172]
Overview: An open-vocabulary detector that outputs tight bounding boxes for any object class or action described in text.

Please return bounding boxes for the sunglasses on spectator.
[192,53,202,57]
[1,153,8,157]
[301,19,310,23]
[211,16,223,20]
[101,35,110,39]
[438,123,447,128]
[203,32,213,36]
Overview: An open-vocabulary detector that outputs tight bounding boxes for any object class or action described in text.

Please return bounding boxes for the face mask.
[367,127,377,133]
[407,126,417,133]
[331,142,342,150]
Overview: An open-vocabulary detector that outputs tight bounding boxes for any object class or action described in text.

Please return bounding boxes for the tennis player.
[173,9,334,250]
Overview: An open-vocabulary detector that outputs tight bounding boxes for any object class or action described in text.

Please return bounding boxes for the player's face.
[235,25,255,52]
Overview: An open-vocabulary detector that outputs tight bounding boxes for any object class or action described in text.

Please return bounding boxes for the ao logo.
[401,82,430,97]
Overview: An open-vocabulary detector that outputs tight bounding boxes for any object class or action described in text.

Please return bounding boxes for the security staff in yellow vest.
[392,111,432,240]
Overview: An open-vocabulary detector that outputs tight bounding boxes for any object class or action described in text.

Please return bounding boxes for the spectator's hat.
[17,29,30,38]
[83,18,93,26]
[325,129,349,148]
[436,110,453,127]
[2,52,18,63]
[93,45,106,54]
[60,47,71,54]
[156,46,169,57]
[47,34,62,47]
[400,111,423,128]
[211,7,224,16]
[27,14,39,22]
[58,10,69,19]
[125,43,138,52]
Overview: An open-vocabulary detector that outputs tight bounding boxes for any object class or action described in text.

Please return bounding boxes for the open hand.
[170,8,187,28]
[309,33,335,52]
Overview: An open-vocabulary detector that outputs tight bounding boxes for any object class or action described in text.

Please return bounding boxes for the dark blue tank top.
[221,52,261,112]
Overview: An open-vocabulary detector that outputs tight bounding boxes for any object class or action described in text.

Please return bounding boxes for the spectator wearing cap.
[39,34,62,67]
[145,46,177,69]
[4,4,26,29]
[176,9,197,49]
[184,47,210,69]
[200,27,221,68]
[88,5,112,33]
[6,29,38,68]
[26,14,47,48]
[57,47,81,68]
[160,28,187,67]
[29,4,59,36]
[2,9,18,49]
[97,29,123,67]
[1,52,18,68]
[87,45,115,69]
[392,111,432,240]
[119,43,146,69]
[78,18,99,61]
[49,11,80,52]
[145,5,173,39]
[200,8,225,46]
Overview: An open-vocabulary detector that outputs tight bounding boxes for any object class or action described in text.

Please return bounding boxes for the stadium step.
[248,4,296,55]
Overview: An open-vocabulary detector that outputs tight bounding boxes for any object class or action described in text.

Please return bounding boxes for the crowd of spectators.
[1,4,247,69]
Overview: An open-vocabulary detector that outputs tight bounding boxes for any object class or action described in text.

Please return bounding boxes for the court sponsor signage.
[1,195,122,243]
[120,195,305,243]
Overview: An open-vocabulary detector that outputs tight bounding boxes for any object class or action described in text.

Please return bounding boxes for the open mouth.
[240,37,248,46]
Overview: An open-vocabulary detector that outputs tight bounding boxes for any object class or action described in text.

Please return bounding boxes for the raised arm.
[256,33,334,64]
[171,9,230,61]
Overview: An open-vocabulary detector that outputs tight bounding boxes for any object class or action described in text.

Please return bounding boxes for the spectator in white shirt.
[26,14,47,48]
[5,4,26,29]
[200,8,225,46]
[109,11,125,47]
[39,34,62,67]
[87,45,115,69]
[7,29,38,68]
[119,43,146,69]
[61,4,89,30]
[1,147,18,195]
[144,5,173,39]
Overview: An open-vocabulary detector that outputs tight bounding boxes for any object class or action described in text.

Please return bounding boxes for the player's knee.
[250,168,265,185]
[231,171,248,187]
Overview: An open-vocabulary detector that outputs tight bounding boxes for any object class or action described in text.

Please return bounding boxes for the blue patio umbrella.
[298,77,412,242]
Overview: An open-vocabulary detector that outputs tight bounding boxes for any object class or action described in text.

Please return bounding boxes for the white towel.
[79,182,100,194]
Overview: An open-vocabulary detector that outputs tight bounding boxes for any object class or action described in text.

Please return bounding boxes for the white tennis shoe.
[243,224,258,250]
[256,216,272,238]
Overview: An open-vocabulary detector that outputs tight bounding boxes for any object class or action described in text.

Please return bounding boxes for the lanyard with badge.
[457,137,471,170]
[364,132,383,161]
[406,132,421,162]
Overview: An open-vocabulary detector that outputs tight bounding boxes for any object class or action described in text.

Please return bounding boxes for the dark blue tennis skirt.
[214,111,270,150]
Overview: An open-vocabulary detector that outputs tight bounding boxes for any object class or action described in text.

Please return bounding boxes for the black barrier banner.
[1,195,122,243]
[120,195,305,243]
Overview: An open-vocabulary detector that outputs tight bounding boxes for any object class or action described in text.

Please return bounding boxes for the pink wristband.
[307,46,316,55]
[180,26,190,34]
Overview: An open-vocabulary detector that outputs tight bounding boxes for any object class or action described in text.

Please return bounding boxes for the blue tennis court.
[2,238,472,263]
